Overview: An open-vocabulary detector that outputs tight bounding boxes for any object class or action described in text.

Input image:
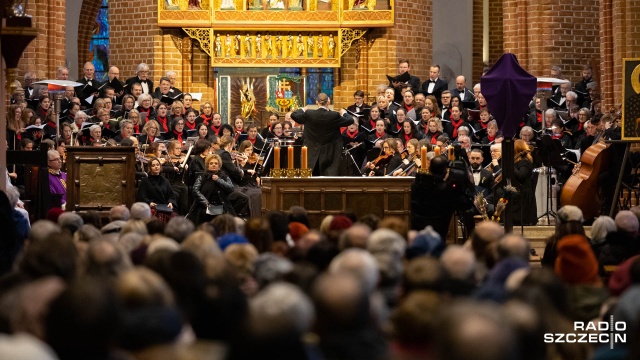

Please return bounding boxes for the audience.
[3,176,640,360]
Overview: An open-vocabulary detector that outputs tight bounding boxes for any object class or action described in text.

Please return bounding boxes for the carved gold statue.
[317,34,323,57]
[289,0,302,10]
[221,0,235,9]
[286,34,293,58]
[307,34,314,57]
[275,35,283,58]
[269,0,284,9]
[328,34,335,58]
[244,34,252,57]
[225,34,232,57]
[265,32,273,57]
[214,34,222,57]
[240,78,257,119]
[234,34,241,57]
[296,34,304,57]
[256,34,262,57]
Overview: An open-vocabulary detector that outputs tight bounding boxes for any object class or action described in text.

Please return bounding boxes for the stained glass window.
[91,0,109,82]
[306,68,333,105]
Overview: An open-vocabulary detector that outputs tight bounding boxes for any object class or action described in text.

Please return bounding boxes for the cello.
[560,139,612,220]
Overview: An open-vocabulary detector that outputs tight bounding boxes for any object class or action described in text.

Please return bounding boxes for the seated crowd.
[1,193,640,359]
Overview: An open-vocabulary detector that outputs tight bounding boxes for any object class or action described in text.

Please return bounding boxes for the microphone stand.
[343,142,364,176]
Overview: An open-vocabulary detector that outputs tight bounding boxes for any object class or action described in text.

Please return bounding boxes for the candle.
[301,146,308,169]
[421,146,427,170]
[288,146,294,169]
[448,146,455,161]
[434,146,440,157]
[274,146,280,169]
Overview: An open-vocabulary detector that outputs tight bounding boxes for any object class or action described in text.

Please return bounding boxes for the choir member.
[155,102,170,133]
[196,102,214,127]
[138,120,162,146]
[183,93,199,117]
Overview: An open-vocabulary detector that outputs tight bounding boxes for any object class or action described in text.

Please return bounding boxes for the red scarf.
[479,122,488,129]
[200,114,212,126]
[578,123,584,131]
[157,117,169,132]
[103,123,111,130]
[404,104,413,112]
[487,135,496,142]
[552,133,562,140]
[211,125,222,136]
[148,135,155,143]
[173,130,184,142]
[536,111,542,123]
[248,137,256,145]
[451,118,464,138]
[396,123,402,131]
[46,120,56,129]
[133,124,140,134]
[424,130,439,144]
[376,130,386,139]
[369,119,377,129]
[138,106,151,123]
[345,129,359,139]
[404,133,413,143]
[185,121,196,130]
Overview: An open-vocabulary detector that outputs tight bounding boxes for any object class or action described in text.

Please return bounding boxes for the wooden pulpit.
[65,146,136,214]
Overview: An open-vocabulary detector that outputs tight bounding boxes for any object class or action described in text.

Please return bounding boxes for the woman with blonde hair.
[509,139,537,225]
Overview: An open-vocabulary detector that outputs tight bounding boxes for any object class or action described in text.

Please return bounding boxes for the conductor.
[291,93,356,176]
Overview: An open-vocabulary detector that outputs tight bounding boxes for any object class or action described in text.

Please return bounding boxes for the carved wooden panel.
[66,147,136,213]
[262,177,413,228]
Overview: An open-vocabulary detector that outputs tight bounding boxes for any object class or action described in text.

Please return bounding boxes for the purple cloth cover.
[480,53,537,138]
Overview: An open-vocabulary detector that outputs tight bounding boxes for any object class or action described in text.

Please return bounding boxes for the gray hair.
[250,282,314,337]
[329,248,379,294]
[47,150,59,161]
[544,109,557,117]
[566,91,577,100]
[253,253,294,289]
[75,112,88,121]
[108,205,130,222]
[28,220,61,245]
[58,212,84,233]
[89,124,101,133]
[520,126,534,136]
[165,70,176,77]
[367,228,406,285]
[137,93,152,104]
[130,202,152,220]
[164,217,195,243]
[457,126,470,136]
[440,245,476,280]
[136,63,149,74]
[590,216,616,245]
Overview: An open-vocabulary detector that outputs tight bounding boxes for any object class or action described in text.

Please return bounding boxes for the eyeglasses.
[177,122,184,126]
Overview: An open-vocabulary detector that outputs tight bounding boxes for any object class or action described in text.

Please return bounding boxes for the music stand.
[535,134,565,224]
[343,143,365,176]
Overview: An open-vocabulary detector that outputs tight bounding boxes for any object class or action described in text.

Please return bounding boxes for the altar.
[261,176,414,228]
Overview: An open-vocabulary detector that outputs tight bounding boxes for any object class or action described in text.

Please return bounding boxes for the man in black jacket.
[291,93,356,176]
[421,65,448,106]
[389,59,421,104]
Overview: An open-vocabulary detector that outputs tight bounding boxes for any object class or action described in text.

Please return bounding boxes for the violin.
[247,152,259,165]
[372,153,392,167]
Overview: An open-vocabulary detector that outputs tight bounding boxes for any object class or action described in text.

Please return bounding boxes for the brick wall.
[503,0,600,84]
[488,0,503,72]
[472,0,483,84]
[16,0,66,82]
[109,0,160,81]
[600,0,640,109]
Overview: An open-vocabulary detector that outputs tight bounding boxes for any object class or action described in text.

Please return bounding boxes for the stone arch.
[77,0,104,75]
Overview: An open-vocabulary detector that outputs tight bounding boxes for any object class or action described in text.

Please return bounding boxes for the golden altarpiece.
[158,0,394,124]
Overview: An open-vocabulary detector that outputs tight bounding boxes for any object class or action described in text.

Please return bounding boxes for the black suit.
[215,149,250,216]
[421,78,448,106]
[125,76,153,95]
[450,88,474,103]
[75,77,103,107]
[390,74,421,104]
[291,107,355,176]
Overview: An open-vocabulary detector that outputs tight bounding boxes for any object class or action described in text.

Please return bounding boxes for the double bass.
[560,139,612,220]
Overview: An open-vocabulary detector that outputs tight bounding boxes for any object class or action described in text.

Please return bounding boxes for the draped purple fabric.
[481,53,537,138]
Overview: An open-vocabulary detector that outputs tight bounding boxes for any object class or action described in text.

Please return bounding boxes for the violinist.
[392,138,421,176]
[236,140,262,218]
[164,139,189,215]
[215,135,250,217]
[364,138,403,177]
